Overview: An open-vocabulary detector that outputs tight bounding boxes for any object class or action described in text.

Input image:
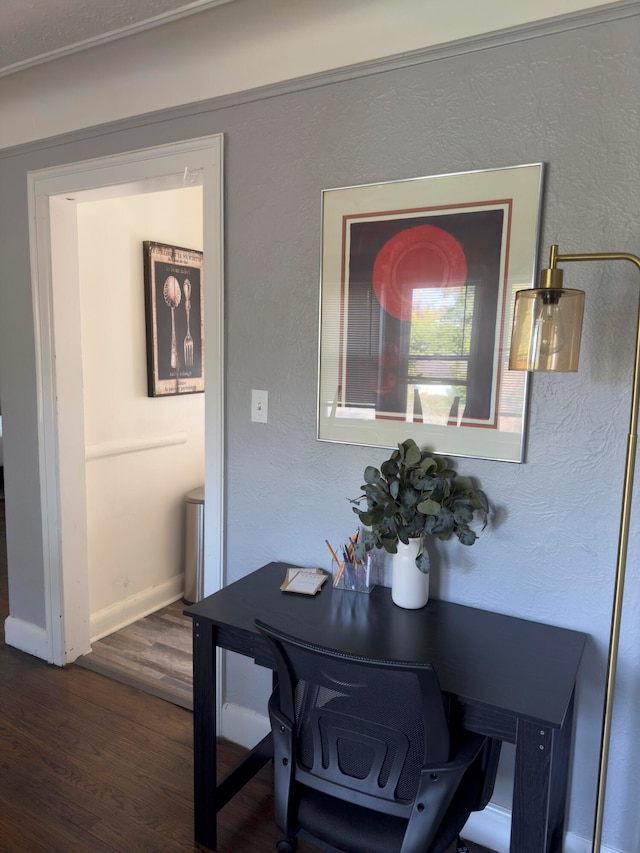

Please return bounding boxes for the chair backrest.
[256,619,453,814]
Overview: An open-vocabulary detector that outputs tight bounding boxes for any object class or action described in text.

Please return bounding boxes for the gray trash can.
[184,486,204,604]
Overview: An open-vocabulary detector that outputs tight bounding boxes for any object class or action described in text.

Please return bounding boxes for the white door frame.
[27,135,225,667]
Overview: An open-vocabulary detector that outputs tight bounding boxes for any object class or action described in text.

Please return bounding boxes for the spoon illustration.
[163,275,182,370]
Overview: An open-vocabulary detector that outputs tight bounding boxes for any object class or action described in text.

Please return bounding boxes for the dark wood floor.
[0,499,316,852]
[0,500,495,852]
[0,641,323,852]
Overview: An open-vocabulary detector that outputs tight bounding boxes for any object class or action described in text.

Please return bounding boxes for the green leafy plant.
[350,438,489,573]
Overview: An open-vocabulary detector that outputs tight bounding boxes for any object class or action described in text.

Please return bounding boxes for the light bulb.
[531,292,565,360]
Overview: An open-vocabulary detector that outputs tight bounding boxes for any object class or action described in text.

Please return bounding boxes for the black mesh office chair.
[256,620,501,853]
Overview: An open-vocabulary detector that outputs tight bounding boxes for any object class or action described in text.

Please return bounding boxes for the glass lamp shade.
[509,287,585,371]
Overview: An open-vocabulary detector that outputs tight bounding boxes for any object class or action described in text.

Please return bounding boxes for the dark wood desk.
[185,562,587,853]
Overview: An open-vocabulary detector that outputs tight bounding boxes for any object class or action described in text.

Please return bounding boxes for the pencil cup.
[332,552,375,594]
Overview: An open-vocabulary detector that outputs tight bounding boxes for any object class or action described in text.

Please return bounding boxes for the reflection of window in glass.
[376,272,495,425]
[408,285,475,422]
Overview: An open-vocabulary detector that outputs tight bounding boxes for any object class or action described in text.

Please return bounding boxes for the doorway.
[27,136,224,668]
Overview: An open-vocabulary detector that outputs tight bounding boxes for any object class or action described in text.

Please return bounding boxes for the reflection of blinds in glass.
[407,358,468,383]
[409,286,475,358]
[499,371,524,415]
[344,283,381,408]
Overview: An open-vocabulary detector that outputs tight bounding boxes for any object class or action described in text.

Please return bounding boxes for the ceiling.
[0,0,236,77]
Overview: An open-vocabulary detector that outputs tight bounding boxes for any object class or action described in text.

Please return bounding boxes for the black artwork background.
[153,260,203,381]
[344,208,504,422]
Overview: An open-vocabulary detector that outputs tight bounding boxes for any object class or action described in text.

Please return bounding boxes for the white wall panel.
[77,188,204,625]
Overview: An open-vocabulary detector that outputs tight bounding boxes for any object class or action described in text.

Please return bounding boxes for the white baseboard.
[460,809,617,853]
[220,701,271,747]
[4,576,184,664]
[219,703,621,853]
[563,834,619,853]
[89,574,184,643]
[4,615,50,661]
[460,803,511,852]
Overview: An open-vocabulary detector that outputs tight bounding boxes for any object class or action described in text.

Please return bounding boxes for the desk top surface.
[186,562,587,729]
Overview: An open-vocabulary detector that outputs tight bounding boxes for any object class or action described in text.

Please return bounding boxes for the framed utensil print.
[143,241,204,397]
[317,163,544,462]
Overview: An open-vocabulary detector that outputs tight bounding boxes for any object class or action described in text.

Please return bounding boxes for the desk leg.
[511,691,575,852]
[192,618,217,851]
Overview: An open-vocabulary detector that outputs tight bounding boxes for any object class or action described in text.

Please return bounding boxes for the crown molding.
[0,0,237,79]
[1,0,637,160]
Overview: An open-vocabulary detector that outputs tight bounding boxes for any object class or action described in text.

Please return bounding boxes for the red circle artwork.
[372,224,468,321]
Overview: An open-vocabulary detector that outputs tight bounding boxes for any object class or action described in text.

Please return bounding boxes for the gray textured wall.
[0,11,638,848]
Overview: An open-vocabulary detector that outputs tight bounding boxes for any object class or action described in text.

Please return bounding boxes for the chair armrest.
[401,732,488,853]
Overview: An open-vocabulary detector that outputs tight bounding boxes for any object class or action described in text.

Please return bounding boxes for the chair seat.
[297,787,407,853]
[294,773,476,853]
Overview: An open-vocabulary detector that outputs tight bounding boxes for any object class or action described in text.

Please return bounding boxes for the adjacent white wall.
[0,0,618,150]
[77,187,204,638]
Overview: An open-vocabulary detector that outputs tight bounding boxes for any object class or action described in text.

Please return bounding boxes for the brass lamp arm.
[540,245,640,289]
[556,251,640,268]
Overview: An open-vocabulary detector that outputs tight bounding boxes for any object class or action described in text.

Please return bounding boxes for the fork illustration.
[183,279,193,367]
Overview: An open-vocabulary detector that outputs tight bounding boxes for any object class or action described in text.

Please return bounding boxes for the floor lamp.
[509,244,640,853]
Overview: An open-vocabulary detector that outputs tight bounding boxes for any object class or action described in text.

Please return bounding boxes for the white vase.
[391,538,429,609]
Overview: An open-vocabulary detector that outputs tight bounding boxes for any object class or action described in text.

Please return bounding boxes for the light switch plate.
[251,389,268,423]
